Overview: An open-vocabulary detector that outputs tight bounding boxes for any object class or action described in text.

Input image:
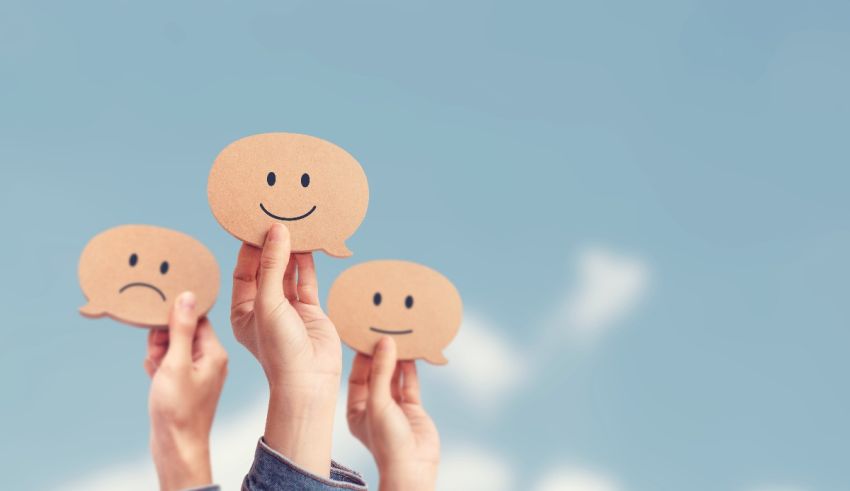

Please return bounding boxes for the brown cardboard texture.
[208,132,369,257]
[327,260,462,365]
[78,225,220,328]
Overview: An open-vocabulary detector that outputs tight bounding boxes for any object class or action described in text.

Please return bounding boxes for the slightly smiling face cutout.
[368,291,416,335]
[78,225,220,328]
[259,168,317,221]
[328,260,463,365]
[208,133,369,257]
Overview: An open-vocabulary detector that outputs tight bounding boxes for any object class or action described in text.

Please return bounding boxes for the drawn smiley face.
[259,169,316,222]
[78,225,220,328]
[328,260,463,365]
[208,133,369,257]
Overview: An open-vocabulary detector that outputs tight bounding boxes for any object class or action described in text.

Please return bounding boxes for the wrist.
[150,433,212,491]
[264,387,338,478]
[268,375,339,401]
[266,368,340,398]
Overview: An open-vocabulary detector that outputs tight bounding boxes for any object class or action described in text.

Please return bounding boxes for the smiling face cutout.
[327,260,463,365]
[78,225,220,328]
[208,133,369,257]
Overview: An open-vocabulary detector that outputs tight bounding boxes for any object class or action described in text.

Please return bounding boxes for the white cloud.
[436,312,527,406]
[63,458,156,491]
[560,247,650,340]
[434,247,650,407]
[209,397,268,487]
[535,466,621,491]
[439,443,514,491]
[63,389,372,491]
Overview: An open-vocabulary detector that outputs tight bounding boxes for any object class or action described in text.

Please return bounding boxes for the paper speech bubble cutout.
[207,133,369,257]
[327,260,463,365]
[78,225,220,328]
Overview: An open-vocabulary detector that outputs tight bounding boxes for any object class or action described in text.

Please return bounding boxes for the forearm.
[150,432,213,491]
[264,386,338,477]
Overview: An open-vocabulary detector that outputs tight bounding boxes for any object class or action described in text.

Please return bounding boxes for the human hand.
[144,291,228,491]
[230,223,342,476]
[347,337,440,491]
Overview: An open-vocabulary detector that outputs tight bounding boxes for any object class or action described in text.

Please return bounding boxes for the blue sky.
[1,1,849,489]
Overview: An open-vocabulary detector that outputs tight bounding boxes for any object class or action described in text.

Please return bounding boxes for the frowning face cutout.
[78,225,220,328]
[327,260,463,365]
[207,133,369,257]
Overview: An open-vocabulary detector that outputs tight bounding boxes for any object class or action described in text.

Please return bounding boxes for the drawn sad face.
[328,260,463,365]
[207,133,369,257]
[78,225,220,327]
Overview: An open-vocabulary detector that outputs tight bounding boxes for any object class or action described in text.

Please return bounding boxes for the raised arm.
[347,337,440,491]
[231,224,366,489]
[145,291,228,491]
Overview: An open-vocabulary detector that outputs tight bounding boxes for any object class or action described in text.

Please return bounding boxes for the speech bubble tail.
[425,352,449,366]
[324,242,353,258]
[79,302,105,319]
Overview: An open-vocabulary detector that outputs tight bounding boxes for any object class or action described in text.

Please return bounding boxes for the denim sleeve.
[242,438,368,491]
[180,486,220,491]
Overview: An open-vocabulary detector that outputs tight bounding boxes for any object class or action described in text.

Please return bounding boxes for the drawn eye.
[129,253,138,267]
[160,261,169,275]
[405,295,414,309]
[373,292,382,306]
[301,173,310,188]
[267,172,276,186]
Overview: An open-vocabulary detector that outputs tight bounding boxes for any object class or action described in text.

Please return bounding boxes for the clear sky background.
[1,1,848,490]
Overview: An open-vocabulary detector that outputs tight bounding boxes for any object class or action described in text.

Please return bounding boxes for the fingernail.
[179,291,196,311]
[376,336,390,352]
[267,224,284,242]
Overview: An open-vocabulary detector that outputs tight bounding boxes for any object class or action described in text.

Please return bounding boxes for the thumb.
[257,224,292,311]
[163,291,199,366]
[368,337,397,408]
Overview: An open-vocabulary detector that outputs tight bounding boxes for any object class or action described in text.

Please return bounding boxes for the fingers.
[257,224,292,310]
[232,243,261,314]
[390,363,402,403]
[143,358,156,377]
[147,328,169,361]
[347,353,372,416]
[144,328,169,377]
[163,291,199,366]
[194,318,229,372]
[400,361,421,405]
[283,255,297,302]
[295,253,320,305]
[368,337,398,408]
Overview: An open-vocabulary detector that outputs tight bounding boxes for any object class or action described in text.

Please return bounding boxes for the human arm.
[144,291,228,491]
[347,337,440,491]
[229,224,342,477]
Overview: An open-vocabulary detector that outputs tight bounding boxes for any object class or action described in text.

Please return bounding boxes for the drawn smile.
[260,203,317,221]
[119,282,166,301]
[370,327,414,335]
